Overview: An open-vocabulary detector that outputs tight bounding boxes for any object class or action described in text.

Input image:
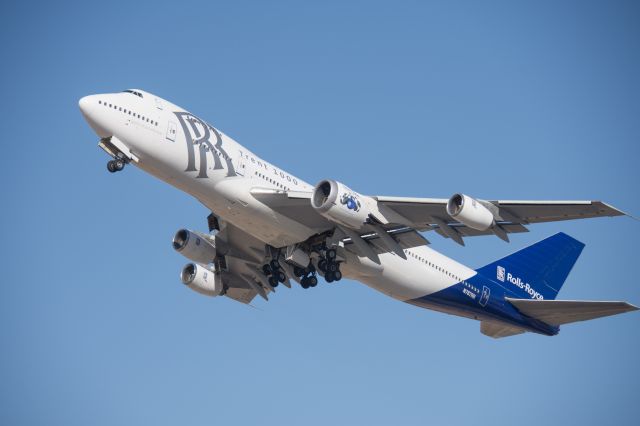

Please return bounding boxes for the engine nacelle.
[180,263,224,297]
[172,229,217,264]
[311,179,373,230]
[446,193,495,231]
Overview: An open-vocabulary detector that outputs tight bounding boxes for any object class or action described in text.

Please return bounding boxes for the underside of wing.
[506,298,639,326]
[213,220,276,304]
[480,321,527,338]
[249,187,627,249]
[375,196,626,245]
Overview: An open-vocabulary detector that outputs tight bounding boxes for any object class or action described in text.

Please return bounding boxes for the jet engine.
[172,229,217,264]
[311,179,373,230]
[180,263,224,297]
[446,193,496,231]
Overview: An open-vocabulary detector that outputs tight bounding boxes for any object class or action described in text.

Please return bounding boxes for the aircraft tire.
[269,276,279,288]
[318,259,327,272]
[262,264,272,276]
[300,277,309,289]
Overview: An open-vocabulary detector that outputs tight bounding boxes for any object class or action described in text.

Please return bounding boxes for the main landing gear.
[262,259,286,288]
[317,248,342,283]
[294,264,318,289]
[261,243,342,291]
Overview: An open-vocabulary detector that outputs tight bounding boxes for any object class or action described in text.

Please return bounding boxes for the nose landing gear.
[107,153,128,173]
[107,158,126,173]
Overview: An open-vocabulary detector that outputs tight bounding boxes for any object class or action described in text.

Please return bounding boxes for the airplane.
[78,89,638,338]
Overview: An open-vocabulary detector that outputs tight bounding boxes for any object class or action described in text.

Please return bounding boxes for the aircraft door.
[166,121,177,142]
[235,152,246,176]
[479,285,490,307]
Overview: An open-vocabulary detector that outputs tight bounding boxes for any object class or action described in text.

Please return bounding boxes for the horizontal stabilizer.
[506,298,638,326]
[480,321,526,339]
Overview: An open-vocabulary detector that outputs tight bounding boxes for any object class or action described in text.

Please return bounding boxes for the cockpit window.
[122,89,143,98]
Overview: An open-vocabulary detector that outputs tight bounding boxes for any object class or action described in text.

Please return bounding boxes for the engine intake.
[180,263,223,297]
[446,193,495,231]
[311,179,372,230]
[173,229,217,264]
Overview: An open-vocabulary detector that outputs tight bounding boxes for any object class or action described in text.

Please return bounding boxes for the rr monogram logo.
[174,112,236,178]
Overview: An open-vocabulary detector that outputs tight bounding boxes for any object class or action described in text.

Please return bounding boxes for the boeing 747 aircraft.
[79,89,637,338]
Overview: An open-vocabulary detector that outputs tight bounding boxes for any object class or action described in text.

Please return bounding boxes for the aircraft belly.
[351,249,476,302]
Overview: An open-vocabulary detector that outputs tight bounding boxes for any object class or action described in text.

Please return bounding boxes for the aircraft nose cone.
[78,94,111,138]
[78,96,91,115]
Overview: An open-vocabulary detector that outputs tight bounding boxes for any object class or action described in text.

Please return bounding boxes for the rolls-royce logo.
[497,265,505,282]
[340,193,361,212]
[174,112,236,179]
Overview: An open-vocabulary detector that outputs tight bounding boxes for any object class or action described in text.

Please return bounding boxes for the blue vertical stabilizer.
[476,233,585,300]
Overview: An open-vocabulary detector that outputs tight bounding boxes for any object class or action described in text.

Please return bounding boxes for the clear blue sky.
[1,1,639,425]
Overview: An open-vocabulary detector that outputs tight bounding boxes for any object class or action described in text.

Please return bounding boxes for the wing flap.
[506,298,638,326]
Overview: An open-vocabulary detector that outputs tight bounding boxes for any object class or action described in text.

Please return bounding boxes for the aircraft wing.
[212,217,279,304]
[373,197,626,245]
[253,188,626,247]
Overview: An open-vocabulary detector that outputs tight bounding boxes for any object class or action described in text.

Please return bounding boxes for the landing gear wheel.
[115,159,125,171]
[293,266,305,277]
[277,271,286,283]
[325,271,335,283]
[300,277,309,289]
[328,262,338,272]
[334,270,342,281]
[107,161,117,173]
[309,276,318,287]
[326,248,337,260]
[268,276,279,288]
[262,264,272,276]
[318,259,327,273]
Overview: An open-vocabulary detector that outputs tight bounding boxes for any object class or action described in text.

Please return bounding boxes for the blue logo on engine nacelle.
[340,193,361,212]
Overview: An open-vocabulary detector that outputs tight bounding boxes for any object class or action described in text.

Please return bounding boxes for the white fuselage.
[79,90,479,306]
